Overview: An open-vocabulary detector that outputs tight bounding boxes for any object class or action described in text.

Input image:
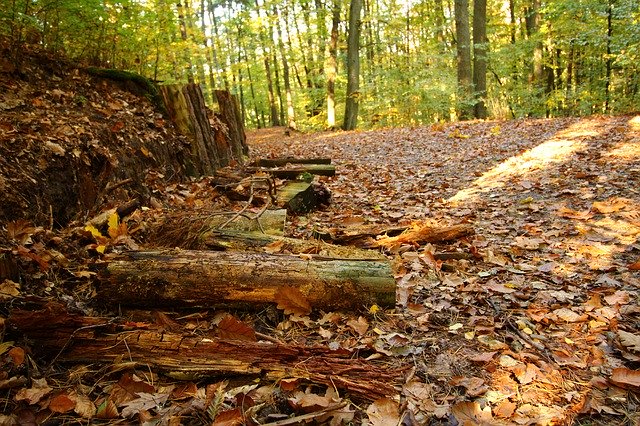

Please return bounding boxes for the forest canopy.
[1,0,639,129]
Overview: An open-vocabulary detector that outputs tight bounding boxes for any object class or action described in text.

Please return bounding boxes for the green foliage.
[2,0,638,128]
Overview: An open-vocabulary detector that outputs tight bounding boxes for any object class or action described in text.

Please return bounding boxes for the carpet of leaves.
[1,114,639,425]
[249,116,640,425]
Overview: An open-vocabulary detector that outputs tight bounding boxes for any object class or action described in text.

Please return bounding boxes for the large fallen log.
[99,250,396,309]
[8,302,401,401]
[277,181,331,213]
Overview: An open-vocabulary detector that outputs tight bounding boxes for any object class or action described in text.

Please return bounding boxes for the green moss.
[86,67,166,114]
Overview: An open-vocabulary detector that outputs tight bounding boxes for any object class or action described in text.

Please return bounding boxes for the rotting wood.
[8,302,402,401]
[203,230,385,260]
[277,181,331,213]
[251,158,332,167]
[99,250,396,309]
[248,164,336,179]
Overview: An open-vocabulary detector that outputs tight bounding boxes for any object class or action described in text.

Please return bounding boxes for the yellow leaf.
[84,224,102,238]
[369,304,381,315]
[490,125,501,135]
[107,213,119,233]
[96,245,106,254]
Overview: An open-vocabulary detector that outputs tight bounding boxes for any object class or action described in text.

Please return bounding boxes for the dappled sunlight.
[601,116,640,162]
[448,119,605,205]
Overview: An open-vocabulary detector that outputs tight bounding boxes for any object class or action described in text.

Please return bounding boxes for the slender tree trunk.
[276,7,296,130]
[454,0,472,120]
[472,0,487,119]
[604,0,613,112]
[254,1,280,126]
[343,0,362,130]
[434,0,446,49]
[327,0,340,129]
[176,1,195,83]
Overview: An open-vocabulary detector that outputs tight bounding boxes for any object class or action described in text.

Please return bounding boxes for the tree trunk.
[455,0,473,120]
[327,0,340,129]
[604,0,613,112]
[99,250,397,310]
[215,90,248,159]
[176,2,195,83]
[472,0,488,119]
[343,0,362,130]
[275,7,296,129]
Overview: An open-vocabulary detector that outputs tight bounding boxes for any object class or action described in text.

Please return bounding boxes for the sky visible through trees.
[1,0,639,129]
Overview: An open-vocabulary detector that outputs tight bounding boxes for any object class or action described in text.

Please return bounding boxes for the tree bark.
[275,6,296,130]
[343,0,362,130]
[99,250,397,309]
[454,0,473,120]
[472,0,488,119]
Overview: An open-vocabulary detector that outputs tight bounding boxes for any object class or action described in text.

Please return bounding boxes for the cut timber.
[249,164,336,179]
[9,302,402,401]
[251,158,332,167]
[99,250,396,309]
[215,90,248,160]
[203,230,385,260]
[151,209,287,248]
[277,182,330,213]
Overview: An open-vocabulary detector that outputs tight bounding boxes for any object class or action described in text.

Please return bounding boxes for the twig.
[219,184,255,230]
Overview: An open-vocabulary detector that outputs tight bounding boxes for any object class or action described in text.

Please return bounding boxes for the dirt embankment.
[0,45,194,229]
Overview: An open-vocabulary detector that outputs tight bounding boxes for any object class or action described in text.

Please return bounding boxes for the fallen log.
[248,164,336,179]
[99,250,396,309]
[251,158,332,167]
[203,230,385,260]
[8,302,402,401]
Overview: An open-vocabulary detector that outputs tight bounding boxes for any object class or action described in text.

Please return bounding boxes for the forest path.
[248,116,640,424]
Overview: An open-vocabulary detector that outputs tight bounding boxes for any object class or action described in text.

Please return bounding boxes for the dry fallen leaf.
[610,367,640,388]
[365,398,400,426]
[275,286,312,316]
[347,316,369,336]
[618,331,640,352]
[49,393,76,413]
[217,315,257,341]
[451,401,494,425]
[14,378,52,405]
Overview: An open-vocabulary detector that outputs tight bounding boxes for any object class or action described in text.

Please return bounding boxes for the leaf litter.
[0,113,639,424]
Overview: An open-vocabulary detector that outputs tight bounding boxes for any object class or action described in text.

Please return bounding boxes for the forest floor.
[1,50,640,424]
[245,117,640,425]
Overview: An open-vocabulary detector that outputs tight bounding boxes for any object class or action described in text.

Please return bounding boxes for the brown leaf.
[604,290,630,306]
[610,367,640,388]
[618,331,640,352]
[628,260,640,270]
[451,401,493,425]
[217,315,256,341]
[365,398,400,426]
[73,394,96,419]
[493,400,516,418]
[275,286,312,316]
[95,397,119,419]
[467,351,497,363]
[212,408,243,426]
[347,316,369,336]
[14,378,52,404]
[49,393,76,413]
[109,373,155,405]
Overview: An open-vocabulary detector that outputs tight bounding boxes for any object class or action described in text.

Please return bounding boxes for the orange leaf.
[366,398,400,426]
[8,347,25,365]
[610,367,640,388]
[212,408,243,426]
[217,315,256,341]
[628,260,640,270]
[49,393,76,413]
[275,286,311,316]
